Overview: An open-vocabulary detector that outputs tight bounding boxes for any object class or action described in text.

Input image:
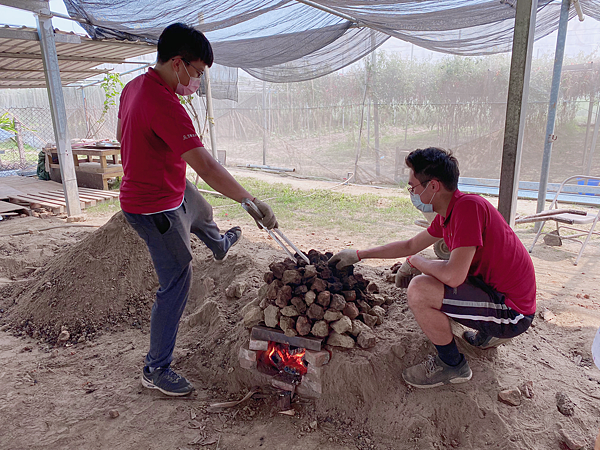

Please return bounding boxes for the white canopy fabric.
[63,0,600,82]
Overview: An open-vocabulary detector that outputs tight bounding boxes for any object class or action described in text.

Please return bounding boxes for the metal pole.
[14,119,25,166]
[36,11,81,217]
[204,66,218,160]
[535,0,570,228]
[587,100,600,175]
[81,87,90,137]
[582,90,595,170]
[498,0,538,226]
[371,32,380,177]
[262,81,267,166]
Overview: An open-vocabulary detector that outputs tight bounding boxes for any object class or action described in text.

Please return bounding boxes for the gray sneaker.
[214,226,242,262]
[402,355,472,389]
[463,330,512,349]
[142,366,194,396]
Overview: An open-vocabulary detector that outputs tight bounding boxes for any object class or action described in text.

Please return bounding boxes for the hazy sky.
[1,0,598,62]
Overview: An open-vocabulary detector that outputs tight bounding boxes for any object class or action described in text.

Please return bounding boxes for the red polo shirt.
[118,68,203,214]
[428,190,536,315]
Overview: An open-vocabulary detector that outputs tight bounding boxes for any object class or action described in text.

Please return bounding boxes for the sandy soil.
[0,173,599,450]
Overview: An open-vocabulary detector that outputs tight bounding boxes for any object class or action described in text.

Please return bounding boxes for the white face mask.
[175,63,201,96]
[410,183,436,213]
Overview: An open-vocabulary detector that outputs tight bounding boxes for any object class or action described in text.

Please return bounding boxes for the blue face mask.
[410,188,436,213]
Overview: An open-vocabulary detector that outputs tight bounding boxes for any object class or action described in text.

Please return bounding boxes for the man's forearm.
[358,241,414,260]
[200,158,252,202]
[182,147,252,202]
[409,250,472,288]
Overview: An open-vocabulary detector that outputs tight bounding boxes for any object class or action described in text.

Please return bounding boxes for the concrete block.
[249,338,269,351]
[304,349,330,367]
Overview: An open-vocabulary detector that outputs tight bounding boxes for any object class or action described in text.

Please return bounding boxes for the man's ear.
[171,57,182,72]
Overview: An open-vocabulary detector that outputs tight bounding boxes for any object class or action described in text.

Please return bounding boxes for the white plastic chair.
[527,175,600,265]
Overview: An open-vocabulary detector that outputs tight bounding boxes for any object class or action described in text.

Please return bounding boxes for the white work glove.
[252,198,278,230]
[395,258,421,288]
[328,249,361,270]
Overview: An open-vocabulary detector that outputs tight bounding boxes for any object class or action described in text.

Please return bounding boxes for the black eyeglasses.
[182,59,204,78]
[407,180,431,195]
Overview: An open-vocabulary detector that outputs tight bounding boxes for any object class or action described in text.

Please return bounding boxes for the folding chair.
[522,175,600,265]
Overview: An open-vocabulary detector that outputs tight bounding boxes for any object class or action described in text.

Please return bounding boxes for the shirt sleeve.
[450,198,485,248]
[427,214,444,238]
[117,84,127,120]
[151,98,203,156]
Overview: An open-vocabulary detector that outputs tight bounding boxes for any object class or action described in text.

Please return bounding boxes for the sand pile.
[4,212,158,344]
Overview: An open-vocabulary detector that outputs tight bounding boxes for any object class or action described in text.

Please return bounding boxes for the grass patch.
[192,176,421,243]
[82,177,422,244]
[85,198,121,217]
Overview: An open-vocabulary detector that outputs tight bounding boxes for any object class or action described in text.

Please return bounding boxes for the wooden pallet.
[0,200,30,216]
[7,188,119,214]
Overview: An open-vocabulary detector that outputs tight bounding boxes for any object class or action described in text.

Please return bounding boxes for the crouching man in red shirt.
[329,147,536,388]
[117,23,277,396]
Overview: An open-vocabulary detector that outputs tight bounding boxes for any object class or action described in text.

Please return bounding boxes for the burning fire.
[261,341,307,376]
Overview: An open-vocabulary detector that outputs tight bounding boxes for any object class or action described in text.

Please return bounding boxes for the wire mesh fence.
[1,52,599,186]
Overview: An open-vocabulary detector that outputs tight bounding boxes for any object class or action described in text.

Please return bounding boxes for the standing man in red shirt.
[329,147,536,388]
[117,23,278,396]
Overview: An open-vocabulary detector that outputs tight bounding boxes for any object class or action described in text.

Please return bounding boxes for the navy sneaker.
[142,366,194,396]
[214,226,242,262]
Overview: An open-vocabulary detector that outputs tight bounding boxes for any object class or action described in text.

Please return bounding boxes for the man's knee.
[406,274,444,310]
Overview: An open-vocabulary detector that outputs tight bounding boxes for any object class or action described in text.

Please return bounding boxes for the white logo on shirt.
[183,133,197,141]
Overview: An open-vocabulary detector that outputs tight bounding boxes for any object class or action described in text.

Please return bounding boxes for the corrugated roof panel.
[0,26,155,89]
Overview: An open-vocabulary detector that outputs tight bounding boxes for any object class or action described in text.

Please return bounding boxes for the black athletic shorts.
[440,276,534,339]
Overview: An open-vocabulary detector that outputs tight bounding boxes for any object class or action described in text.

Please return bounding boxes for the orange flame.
[265,341,307,376]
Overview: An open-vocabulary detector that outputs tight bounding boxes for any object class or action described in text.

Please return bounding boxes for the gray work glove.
[395,259,422,288]
[328,249,361,270]
[252,198,278,230]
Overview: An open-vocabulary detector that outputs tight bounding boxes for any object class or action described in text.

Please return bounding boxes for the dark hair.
[157,23,214,66]
[405,147,459,191]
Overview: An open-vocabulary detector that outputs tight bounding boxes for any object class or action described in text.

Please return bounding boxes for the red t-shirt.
[118,68,203,214]
[427,190,536,315]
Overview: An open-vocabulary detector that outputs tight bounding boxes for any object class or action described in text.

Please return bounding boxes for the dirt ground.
[1,171,599,450]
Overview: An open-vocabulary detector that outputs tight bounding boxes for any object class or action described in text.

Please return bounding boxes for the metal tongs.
[242,198,310,264]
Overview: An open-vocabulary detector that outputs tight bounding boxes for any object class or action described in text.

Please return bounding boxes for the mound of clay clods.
[4,212,157,345]
[256,249,394,348]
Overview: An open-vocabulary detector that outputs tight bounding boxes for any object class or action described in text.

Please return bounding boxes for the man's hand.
[252,199,278,230]
[395,258,421,288]
[328,249,360,270]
